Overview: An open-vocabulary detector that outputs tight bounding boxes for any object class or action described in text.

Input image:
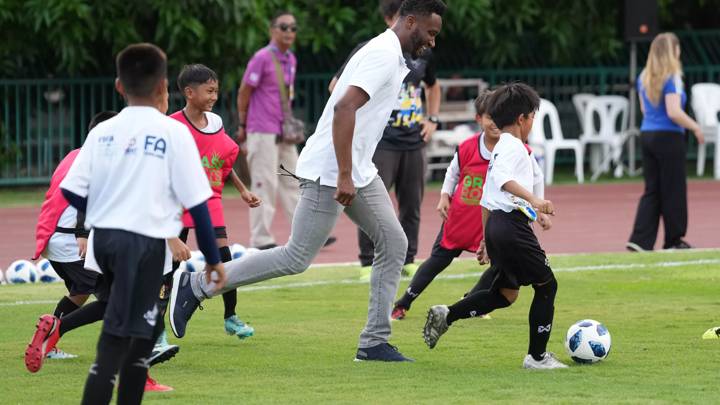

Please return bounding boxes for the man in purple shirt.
[236,11,302,250]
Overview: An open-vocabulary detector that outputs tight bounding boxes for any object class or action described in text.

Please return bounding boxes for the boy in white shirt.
[52,43,224,404]
[422,82,568,370]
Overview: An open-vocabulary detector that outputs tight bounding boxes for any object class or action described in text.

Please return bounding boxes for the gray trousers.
[191,176,408,348]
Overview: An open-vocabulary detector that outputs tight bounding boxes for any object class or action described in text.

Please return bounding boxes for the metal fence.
[2,66,719,186]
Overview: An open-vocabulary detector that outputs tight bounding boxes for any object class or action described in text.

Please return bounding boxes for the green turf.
[1,250,719,404]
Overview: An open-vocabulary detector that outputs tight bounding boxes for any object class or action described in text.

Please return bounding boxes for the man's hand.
[334,174,356,206]
[476,240,490,265]
[436,193,450,220]
[421,119,438,142]
[693,127,705,145]
[537,212,553,230]
[531,197,555,215]
[204,262,226,292]
[77,237,88,258]
[241,190,262,208]
[168,237,191,262]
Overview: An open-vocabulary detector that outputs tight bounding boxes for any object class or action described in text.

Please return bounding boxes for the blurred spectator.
[627,32,705,252]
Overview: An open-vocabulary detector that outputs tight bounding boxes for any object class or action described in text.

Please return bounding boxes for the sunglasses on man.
[274,23,298,33]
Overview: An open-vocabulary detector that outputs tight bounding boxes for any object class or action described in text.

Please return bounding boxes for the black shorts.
[92,228,166,339]
[430,225,464,259]
[49,260,102,297]
[484,210,553,290]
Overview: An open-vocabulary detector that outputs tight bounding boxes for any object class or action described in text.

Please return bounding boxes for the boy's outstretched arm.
[501,180,554,215]
[229,169,262,208]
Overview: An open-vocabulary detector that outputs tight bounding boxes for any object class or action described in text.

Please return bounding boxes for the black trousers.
[358,147,426,266]
[629,131,688,249]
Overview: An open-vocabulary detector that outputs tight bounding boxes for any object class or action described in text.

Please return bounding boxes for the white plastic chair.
[579,96,630,181]
[529,99,584,185]
[690,83,720,179]
[572,93,595,127]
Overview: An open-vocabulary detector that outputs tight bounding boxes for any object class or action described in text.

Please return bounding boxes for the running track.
[1,181,718,268]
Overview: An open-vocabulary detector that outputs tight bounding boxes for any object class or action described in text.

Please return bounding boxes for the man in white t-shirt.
[28,43,226,405]
[169,0,447,362]
[422,83,568,370]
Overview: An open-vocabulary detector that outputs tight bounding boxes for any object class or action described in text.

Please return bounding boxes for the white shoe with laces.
[45,347,78,360]
[522,352,569,369]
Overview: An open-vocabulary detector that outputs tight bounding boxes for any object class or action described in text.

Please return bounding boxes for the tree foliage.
[0,0,718,82]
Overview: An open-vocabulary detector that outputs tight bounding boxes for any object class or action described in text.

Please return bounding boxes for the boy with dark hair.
[423,82,568,370]
[169,63,261,339]
[57,43,225,404]
[28,110,117,363]
[391,90,499,320]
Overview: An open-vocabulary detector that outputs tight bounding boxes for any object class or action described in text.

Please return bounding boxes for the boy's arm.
[167,237,191,262]
[477,206,491,264]
[501,180,554,215]
[229,169,261,207]
[437,151,460,220]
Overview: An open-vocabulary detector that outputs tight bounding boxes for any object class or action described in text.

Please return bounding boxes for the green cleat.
[224,315,254,339]
[402,263,419,277]
[702,326,720,340]
[359,266,372,282]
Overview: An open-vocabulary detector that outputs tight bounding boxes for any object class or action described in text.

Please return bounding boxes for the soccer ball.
[565,319,612,363]
[230,243,246,260]
[6,260,38,284]
[36,259,62,283]
[245,247,260,255]
[185,251,206,272]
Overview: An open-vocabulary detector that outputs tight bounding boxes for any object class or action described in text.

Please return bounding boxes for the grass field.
[1,250,719,404]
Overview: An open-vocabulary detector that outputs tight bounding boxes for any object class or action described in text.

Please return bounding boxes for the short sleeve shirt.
[296,29,410,188]
[60,106,212,239]
[242,43,297,135]
[481,133,535,212]
[638,74,686,133]
[336,44,436,151]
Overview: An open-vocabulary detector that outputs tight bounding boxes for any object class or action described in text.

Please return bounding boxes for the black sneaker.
[665,240,692,250]
[354,343,414,362]
[169,271,201,339]
[625,242,646,252]
[149,343,179,367]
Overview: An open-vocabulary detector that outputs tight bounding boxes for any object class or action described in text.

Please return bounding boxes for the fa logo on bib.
[144,135,167,158]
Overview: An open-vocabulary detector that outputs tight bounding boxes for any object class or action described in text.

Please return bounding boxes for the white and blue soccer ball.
[565,319,612,364]
[185,251,206,273]
[36,259,62,283]
[230,243,246,260]
[245,247,260,256]
[6,260,38,284]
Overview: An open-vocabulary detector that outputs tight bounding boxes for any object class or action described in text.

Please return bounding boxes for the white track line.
[2,257,718,306]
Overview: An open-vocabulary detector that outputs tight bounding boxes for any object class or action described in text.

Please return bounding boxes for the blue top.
[638,74,686,133]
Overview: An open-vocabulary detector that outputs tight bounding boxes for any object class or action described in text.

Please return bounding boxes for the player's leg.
[394,147,426,276]
[169,179,342,338]
[218,232,254,339]
[628,133,662,251]
[344,177,412,362]
[393,227,461,319]
[81,229,165,404]
[357,149,399,280]
[247,133,280,249]
[656,134,689,249]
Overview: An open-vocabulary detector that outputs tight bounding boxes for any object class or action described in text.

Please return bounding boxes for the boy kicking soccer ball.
[422,82,568,370]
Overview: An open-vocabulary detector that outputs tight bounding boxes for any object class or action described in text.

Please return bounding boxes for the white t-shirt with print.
[60,106,212,239]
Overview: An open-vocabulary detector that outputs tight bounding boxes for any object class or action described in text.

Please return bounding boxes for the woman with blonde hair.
[627,32,705,252]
